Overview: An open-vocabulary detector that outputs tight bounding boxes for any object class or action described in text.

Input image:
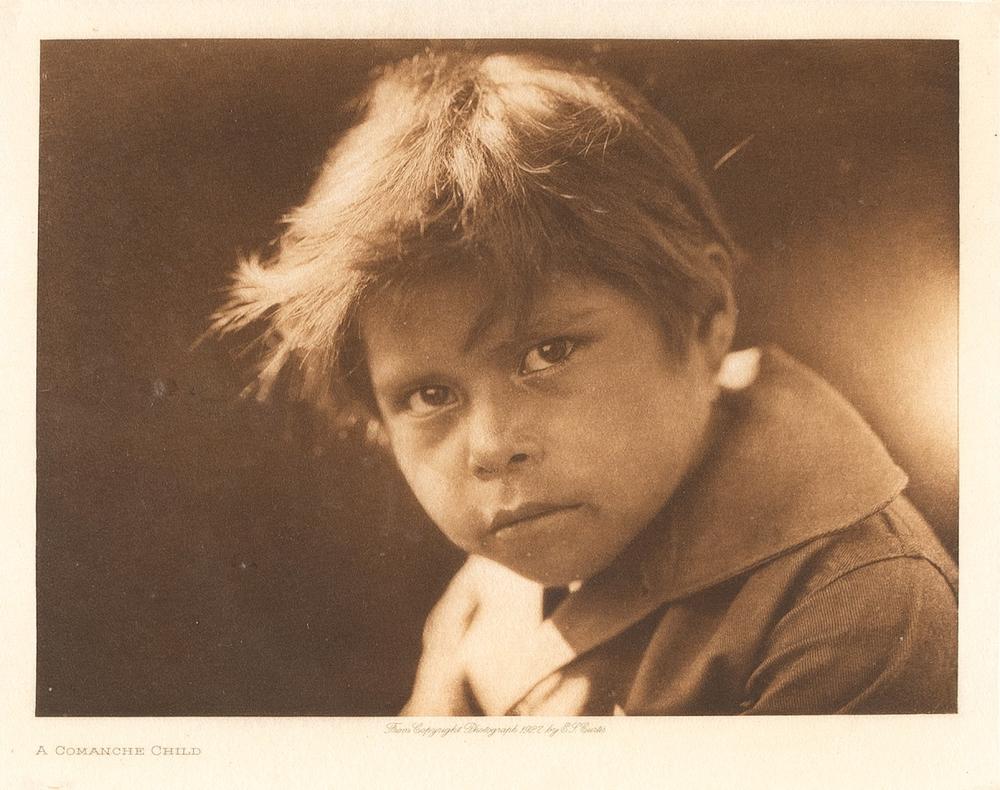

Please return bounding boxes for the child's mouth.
[489,502,584,537]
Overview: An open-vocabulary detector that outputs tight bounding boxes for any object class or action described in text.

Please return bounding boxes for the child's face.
[361,274,720,586]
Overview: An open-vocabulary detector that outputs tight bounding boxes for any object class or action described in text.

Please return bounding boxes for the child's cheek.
[389,427,474,530]
[552,379,644,446]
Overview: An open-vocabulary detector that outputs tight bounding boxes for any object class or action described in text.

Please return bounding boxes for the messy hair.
[209,49,740,425]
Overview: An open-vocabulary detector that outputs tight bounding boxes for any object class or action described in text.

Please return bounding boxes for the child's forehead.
[359,271,633,352]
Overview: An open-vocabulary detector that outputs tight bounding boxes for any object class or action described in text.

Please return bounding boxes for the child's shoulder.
[702,345,956,611]
[780,493,958,603]
[638,345,952,598]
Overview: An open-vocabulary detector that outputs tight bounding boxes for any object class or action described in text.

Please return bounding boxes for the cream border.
[3,3,998,788]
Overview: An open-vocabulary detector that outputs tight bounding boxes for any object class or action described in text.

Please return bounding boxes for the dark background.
[37,40,958,715]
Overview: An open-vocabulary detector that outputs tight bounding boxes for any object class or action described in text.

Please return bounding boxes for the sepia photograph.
[35,38,961,719]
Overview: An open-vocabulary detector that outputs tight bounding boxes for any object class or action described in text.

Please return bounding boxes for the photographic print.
[36,39,959,718]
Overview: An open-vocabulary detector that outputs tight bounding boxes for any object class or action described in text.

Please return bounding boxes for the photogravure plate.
[3,2,998,788]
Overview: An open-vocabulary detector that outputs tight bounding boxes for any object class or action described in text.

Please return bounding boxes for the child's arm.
[400,563,481,716]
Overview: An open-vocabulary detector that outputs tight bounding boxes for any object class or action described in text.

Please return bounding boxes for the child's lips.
[489,502,584,537]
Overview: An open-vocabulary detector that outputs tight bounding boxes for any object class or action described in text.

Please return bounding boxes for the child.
[210,50,958,715]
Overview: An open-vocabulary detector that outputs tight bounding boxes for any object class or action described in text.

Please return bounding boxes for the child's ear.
[698,307,736,374]
[695,243,736,373]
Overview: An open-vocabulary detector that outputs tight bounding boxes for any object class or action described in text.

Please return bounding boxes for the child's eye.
[519,338,576,374]
[404,385,457,415]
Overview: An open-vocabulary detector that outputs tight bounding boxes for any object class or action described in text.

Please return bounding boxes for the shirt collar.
[634,344,908,600]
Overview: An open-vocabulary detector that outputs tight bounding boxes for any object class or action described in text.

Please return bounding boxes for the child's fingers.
[422,567,480,652]
[404,567,481,715]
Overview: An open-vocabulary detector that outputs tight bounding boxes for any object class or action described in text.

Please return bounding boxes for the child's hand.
[400,565,480,716]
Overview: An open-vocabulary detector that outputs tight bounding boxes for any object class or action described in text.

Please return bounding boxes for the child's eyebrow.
[464,307,602,355]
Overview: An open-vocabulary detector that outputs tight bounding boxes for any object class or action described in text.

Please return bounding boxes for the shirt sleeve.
[742,556,957,714]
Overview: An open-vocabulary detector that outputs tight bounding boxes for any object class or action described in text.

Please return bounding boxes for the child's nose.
[465,400,541,480]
